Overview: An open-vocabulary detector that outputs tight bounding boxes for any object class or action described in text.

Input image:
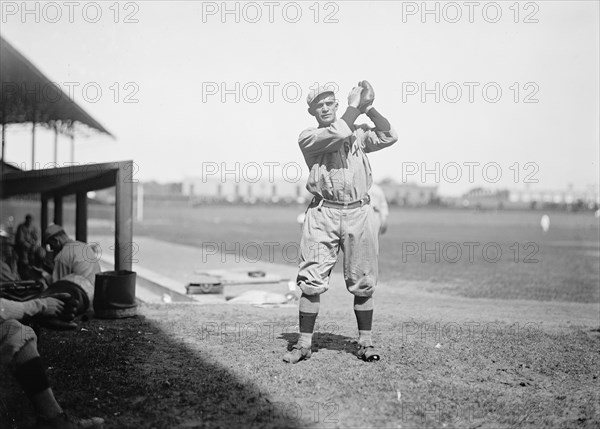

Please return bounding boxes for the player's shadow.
[279,332,358,356]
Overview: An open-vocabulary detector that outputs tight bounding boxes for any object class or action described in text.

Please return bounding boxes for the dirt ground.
[1,203,598,428]
[2,275,598,428]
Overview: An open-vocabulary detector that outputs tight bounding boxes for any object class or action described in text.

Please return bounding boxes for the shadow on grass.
[0,315,314,429]
[279,332,358,357]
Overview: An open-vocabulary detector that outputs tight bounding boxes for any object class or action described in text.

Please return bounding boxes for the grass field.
[1,201,599,428]
[5,201,598,303]
[132,203,600,303]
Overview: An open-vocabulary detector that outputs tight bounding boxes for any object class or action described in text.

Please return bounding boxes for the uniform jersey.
[298,119,398,202]
[52,240,101,285]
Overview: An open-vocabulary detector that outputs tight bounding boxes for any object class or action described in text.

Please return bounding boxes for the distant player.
[284,81,398,363]
[369,183,389,235]
[15,214,39,278]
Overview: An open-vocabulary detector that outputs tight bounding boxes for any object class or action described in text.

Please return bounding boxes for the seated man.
[0,296,104,428]
[44,225,101,286]
[15,214,40,279]
[1,228,19,282]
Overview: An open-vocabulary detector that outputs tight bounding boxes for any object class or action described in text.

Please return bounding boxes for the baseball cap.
[306,86,335,106]
[44,223,64,243]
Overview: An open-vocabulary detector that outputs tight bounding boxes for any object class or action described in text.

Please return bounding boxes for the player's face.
[310,94,338,126]
[47,236,61,253]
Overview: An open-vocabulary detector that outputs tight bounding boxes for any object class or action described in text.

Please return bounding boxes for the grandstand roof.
[0,35,113,136]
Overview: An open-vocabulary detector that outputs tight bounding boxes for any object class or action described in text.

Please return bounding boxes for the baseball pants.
[0,319,37,365]
[297,201,379,297]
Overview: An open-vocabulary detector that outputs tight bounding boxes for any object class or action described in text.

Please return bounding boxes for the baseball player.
[44,224,101,286]
[283,81,398,364]
[0,296,104,428]
[369,183,390,235]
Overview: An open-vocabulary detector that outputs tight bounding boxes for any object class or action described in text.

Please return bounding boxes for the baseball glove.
[358,80,375,112]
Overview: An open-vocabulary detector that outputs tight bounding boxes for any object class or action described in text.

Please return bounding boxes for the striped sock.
[354,296,374,347]
[298,293,320,348]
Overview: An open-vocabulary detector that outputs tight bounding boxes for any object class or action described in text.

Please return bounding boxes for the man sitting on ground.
[0,295,104,428]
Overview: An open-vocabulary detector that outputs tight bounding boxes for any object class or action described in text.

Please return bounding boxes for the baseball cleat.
[283,345,312,364]
[357,345,380,362]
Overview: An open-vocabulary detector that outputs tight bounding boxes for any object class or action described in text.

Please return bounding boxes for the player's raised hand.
[358,80,375,113]
[348,86,363,108]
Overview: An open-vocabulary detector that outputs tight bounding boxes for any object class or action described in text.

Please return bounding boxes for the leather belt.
[315,195,371,209]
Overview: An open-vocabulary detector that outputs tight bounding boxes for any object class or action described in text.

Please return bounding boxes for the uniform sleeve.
[52,243,100,284]
[361,126,399,153]
[71,259,101,285]
[298,119,353,157]
[0,298,46,321]
[52,249,71,283]
[1,261,19,282]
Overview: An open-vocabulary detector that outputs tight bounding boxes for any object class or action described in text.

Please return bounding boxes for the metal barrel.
[93,270,137,319]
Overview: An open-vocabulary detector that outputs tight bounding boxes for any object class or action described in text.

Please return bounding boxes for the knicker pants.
[0,319,38,366]
[296,202,379,297]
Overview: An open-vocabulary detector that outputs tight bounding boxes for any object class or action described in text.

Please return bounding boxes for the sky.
[1,0,599,196]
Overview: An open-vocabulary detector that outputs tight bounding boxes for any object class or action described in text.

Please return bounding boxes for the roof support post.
[41,195,49,236]
[76,191,87,243]
[53,195,63,225]
[31,121,36,168]
[1,122,5,163]
[53,123,59,164]
[115,161,133,271]
[70,133,75,163]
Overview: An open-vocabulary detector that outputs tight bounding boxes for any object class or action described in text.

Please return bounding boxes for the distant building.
[508,187,599,208]
[182,177,311,204]
[460,188,510,209]
[461,186,599,210]
[378,178,439,206]
[142,181,183,196]
[92,181,185,205]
